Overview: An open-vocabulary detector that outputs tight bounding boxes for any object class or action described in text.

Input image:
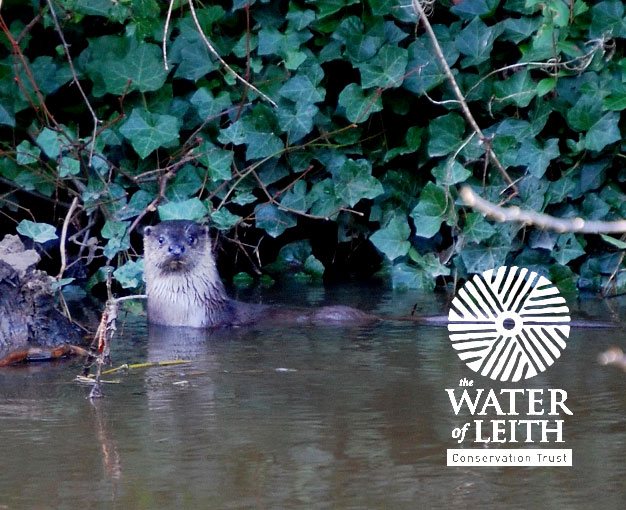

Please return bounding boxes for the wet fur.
[143,221,373,328]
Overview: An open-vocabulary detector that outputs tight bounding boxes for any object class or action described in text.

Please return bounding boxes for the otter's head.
[143,220,211,275]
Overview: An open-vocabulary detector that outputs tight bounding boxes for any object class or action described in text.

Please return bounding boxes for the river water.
[0,285,625,509]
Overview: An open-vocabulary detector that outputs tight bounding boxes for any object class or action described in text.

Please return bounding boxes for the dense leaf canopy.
[1,0,625,295]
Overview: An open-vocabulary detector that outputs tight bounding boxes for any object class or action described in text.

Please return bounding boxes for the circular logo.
[448,266,570,382]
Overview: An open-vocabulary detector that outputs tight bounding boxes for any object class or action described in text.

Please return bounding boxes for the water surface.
[1,285,625,509]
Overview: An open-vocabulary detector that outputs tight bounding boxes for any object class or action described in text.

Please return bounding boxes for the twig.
[99,359,190,376]
[604,251,626,297]
[57,196,80,280]
[186,0,277,108]
[16,12,43,44]
[460,186,626,234]
[128,157,190,234]
[46,0,101,166]
[162,0,175,70]
[85,286,148,398]
[465,39,606,100]
[410,0,517,195]
[0,15,61,128]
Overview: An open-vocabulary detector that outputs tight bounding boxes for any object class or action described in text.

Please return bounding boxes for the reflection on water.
[0,286,625,509]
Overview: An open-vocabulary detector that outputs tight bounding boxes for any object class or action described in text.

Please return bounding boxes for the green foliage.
[1,0,626,294]
[113,259,144,290]
[16,220,58,243]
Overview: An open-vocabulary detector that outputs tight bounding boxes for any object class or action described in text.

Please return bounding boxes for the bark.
[0,235,81,353]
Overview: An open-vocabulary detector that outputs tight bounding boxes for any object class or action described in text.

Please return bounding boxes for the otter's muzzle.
[168,244,185,257]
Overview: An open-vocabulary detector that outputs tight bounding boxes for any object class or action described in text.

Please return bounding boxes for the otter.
[143,220,380,328]
[143,221,616,330]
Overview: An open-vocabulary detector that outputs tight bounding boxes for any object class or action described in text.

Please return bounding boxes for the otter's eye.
[158,236,165,246]
[187,234,196,245]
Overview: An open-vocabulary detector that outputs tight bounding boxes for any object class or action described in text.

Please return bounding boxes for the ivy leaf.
[245,131,284,159]
[16,220,58,243]
[536,77,557,97]
[101,220,131,260]
[600,234,626,250]
[410,182,451,238]
[345,33,384,63]
[549,265,578,297]
[566,94,603,132]
[113,259,144,289]
[166,165,202,200]
[432,160,471,185]
[200,143,233,181]
[460,235,509,274]
[553,233,585,265]
[286,8,316,30]
[280,180,308,213]
[119,108,180,158]
[277,102,318,142]
[427,113,465,157]
[455,18,498,67]
[271,240,312,271]
[190,88,232,120]
[517,138,559,178]
[313,0,360,19]
[255,203,296,237]
[106,42,168,94]
[404,29,458,94]
[173,41,216,82]
[279,75,324,103]
[493,69,536,108]
[158,198,208,221]
[357,45,408,88]
[582,193,610,220]
[16,140,41,165]
[73,0,130,20]
[462,213,496,243]
[370,216,410,260]
[409,250,451,278]
[584,113,621,152]
[210,208,241,231]
[383,126,421,162]
[304,254,325,277]
[59,157,81,178]
[36,128,63,158]
[391,263,436,291]
[307,179,343,219]
[337,83,383,123]
[19,56,71,96]
[333,159,384,207]
[367,0,395,16]
[218,118,284,160]
[603,93,626,111]
[218,121,246,145]
[0,101,15,127]
[590,1,626,38]
[452,0,499,18]
[115,190,154,221]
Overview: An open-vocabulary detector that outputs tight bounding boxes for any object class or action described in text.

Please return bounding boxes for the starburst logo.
[448,266,570,382]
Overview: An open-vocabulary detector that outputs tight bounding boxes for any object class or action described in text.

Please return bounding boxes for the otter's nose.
[168,244,185,257]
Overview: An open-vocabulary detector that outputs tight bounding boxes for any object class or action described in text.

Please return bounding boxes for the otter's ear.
[143,226,153,237]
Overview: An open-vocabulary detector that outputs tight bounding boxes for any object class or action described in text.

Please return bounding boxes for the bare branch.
[162,0,175,70]
[410,0,517,194]
[460,186,626,234]
[57,196,80,280]
[46,0,101,166]
[186,0,278,108]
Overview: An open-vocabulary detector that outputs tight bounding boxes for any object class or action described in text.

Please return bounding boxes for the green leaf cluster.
[1,0,626,294]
